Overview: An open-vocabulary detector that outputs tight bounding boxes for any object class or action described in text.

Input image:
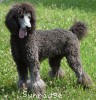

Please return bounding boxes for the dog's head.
[5,2,36,38]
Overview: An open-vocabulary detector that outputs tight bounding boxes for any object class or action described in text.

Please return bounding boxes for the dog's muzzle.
[18,13,31,38]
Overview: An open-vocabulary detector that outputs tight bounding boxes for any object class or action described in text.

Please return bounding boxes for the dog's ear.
[30,12,36,32]
[5,7,19,34]
[29,4,36,32]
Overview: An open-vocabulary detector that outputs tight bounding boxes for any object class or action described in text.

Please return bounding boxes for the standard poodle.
[5,2,92,95]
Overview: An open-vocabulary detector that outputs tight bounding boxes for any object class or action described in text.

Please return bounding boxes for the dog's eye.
[28,16,31,19]
[20,15,24,19]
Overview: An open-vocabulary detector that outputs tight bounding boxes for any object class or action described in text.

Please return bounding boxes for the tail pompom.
[70,21,87,40]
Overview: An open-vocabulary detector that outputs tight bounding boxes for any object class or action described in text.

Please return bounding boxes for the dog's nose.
[27,23,31,28]
[25,23,31,28]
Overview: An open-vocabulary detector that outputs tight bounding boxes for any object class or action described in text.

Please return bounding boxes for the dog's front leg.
[27,58,46,97]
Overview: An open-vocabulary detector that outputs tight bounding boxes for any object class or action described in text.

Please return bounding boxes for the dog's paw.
[26,79,32,92]
[49,68,65,78]
[17,80,27,91]
[27,78,46,97]
[32,79,46,95]
[77,72,92,88]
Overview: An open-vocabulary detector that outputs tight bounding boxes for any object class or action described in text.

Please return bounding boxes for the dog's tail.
[70,21,87,40]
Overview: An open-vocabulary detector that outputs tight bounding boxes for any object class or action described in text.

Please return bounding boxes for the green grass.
[0,0,96,99]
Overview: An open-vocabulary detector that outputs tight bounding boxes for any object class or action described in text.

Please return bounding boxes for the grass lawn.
[0,0,96,99]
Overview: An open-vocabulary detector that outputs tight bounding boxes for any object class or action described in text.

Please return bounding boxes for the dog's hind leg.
[65,44,92,87]
[48,55,65,78]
